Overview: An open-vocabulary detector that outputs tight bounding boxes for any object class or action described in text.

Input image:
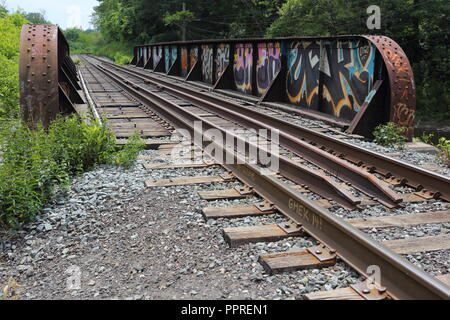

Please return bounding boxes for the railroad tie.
[145,175,230,187]
[202,203,275,219]
[143,161,214,170]
[304,274,450,301]
[260,234,450,276]
[222,223,304,247]
[259,247,337,275]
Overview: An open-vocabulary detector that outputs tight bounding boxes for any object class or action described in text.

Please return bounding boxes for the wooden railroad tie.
[198,186,254,200]
[202,203,275,219]
[304,274,450,301]
[347,210,450,229]
[145,173,234,187]
[258,233,450,275]
[143,161,215,170]
[259,244,337,275]
[117,138,180,147]
[222,222,303,247]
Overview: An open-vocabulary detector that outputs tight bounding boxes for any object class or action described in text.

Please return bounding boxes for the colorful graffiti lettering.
[234,43,253,94]
[171,46,178,70]
[256,42,281,96]
[287,41,321,109]
[153,46,162,69]
[321,40,375,119]
[216,44,230,81]
[287,40,375,119]
[201,45,213,84]
[190,47,198,71]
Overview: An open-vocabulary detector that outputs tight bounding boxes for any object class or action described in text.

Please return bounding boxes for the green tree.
[24,10,51,25]
[0,11,29,118]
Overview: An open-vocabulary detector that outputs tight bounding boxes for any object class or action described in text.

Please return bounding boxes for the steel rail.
[84,57,450,300]
[78,64,102,123]
[90,56,450,202]
[96,63,359,210]
[97,59,403,208]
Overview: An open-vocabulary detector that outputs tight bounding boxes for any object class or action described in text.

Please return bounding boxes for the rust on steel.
[89,58,449,299]
[363,36,416,138]
[19,25,83,128]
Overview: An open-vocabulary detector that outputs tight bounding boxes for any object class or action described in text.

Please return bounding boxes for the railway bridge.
[17,25,450,300]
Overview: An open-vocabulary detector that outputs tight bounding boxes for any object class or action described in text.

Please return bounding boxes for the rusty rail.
[85,56,449,300]
[91,56,450,203]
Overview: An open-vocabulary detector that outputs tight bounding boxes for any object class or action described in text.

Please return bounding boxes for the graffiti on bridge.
[153,46,162,69]
[287,40,376,120]
[201,45,213,84]
[256,42,282,96]
[234,43,253,94]
[216,44,230,81]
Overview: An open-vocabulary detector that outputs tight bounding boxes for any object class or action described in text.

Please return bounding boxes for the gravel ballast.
[0,152,362,300]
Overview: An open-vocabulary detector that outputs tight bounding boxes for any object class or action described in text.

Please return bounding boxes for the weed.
[436,137,450,165]
[111,132,145,168]
[372,122,407,148]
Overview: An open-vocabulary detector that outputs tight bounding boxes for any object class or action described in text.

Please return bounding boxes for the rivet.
[285,224,290,228]
[329,249,336,254]
[362,288,371,294]
[47,80,51,83]
[378,287,387,294]
[43,73,47,76]
[315,250,322,255]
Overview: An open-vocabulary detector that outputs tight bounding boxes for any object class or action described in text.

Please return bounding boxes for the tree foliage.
[0,11,29,118]
[92,0,284,43]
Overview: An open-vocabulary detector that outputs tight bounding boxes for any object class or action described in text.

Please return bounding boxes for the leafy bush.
[372,122,407,148]
[111,132,145,168]
[0,115,144,229]
[113,52,132,65]
[436,137,450,165]
[47,115,117,174]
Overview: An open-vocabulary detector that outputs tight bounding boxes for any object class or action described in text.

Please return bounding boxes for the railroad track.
[78,54,450,300]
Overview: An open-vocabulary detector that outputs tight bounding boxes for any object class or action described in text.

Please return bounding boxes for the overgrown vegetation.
[0,115,144,229]
[414,133,450,165]
[0,7,144,229]
[0,11,28,118]
[64,28,133,64]
[372,122,407,148]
